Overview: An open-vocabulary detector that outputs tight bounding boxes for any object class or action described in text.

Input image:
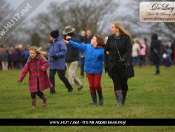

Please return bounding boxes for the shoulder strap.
[114,40,122,60]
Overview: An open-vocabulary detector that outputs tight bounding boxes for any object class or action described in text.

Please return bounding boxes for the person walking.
[150,33,162,75]
[0,46,9,71]
[48,29,73,94]
[63,25,83,91]
[18,46,52,108]
[132,38,141,67]
[105,21,134,107]
[63,34,105,106]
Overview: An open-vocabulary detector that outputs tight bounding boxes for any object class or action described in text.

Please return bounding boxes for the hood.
[151,33,158,40]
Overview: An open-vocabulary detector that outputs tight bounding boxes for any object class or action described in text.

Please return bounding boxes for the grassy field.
[0,65,175,132]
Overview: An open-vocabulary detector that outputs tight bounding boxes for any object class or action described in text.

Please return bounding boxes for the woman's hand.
[62,39,69,44]
[106,51,109,55]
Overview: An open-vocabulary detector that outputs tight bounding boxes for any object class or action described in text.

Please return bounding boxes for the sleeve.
[18,63,29,82]
[122,36,132,60]
[40,57,50,70]
[55,42,67,58]
[69,40,87,52]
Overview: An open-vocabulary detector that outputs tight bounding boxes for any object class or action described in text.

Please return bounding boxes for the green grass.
[0,66,175,131]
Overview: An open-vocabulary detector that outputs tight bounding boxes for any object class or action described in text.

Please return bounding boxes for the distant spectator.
[139,40,147,66]
[170,38,175,65]
[22,47,30,67]
[150,33,162,75]
[10,46,19,69]
[0,47,9,71]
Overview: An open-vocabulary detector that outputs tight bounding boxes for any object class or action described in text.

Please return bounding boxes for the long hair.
[94,34,105,48]
[29,46,46,59]
[112,21,131,37]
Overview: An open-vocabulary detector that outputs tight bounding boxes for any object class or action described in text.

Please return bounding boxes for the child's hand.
[18,80,21,83]
[62,39,69,44]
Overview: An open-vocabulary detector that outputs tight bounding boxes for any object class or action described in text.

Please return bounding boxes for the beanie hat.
[50,29,59,38]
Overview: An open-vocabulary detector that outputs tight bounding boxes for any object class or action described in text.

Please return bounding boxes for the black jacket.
[105,34,134,79]
[65,32,80,62]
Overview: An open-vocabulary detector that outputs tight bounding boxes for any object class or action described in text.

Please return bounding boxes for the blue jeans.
[49,69,73,93]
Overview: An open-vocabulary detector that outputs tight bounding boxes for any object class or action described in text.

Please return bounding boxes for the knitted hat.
[50,29,59,38]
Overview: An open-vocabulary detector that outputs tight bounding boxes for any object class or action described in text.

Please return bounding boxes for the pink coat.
[18,56,52,93]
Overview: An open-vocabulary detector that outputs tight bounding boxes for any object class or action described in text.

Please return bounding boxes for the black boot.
[116,91,123,107]
[155,70,160,75]
[97,91,104,105]
[91,92,97,106]
[50,88,56,94]
[122,91,127,105]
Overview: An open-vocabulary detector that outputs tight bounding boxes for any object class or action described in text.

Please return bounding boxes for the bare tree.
[25,0,121,45]
[0,0,14,46]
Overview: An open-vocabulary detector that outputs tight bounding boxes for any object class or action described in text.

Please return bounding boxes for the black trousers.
[80,58,84,77]
[49,69,73,92]
[31,92,43,98]
[111,64,128,92]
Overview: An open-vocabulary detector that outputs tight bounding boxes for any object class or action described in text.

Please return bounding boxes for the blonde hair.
[29,46,46,59]
[112,21,131,37]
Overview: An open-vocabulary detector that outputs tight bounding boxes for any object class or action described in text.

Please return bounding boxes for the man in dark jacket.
[63,25,83,91]
[150,33,162,75]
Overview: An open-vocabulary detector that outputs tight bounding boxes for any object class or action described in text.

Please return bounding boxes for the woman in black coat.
[150,33,162,75]
[105,21,134,107]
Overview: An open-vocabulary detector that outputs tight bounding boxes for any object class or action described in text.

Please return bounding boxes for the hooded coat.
[150,33,162,63]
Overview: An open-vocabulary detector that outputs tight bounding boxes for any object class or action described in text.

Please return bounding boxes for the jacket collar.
[27,55,39,62]
[112,34,125,40]
[49,36,62,44]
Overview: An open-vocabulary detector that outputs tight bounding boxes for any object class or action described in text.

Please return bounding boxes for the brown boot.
[40,94,47,107]
[32,98,36,108]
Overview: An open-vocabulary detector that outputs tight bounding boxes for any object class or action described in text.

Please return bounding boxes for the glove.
[119,59,125,64]
[51,54,58,60]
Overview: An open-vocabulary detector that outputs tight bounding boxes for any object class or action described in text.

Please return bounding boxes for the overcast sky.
[6,0,64,18]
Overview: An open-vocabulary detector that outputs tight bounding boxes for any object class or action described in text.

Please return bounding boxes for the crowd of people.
[1,21,175,108]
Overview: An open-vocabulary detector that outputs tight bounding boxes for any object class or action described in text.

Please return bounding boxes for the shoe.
[78,85,83,91]
[50,91,56,94]
[68,89,73,92]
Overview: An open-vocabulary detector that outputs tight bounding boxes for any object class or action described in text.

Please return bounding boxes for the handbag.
[114,40,130,68]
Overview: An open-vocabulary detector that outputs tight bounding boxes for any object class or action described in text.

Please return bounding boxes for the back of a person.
[84,44,104,74]
[65,33,80,62]
[23,50,30,59]
[132,43,140,57]
[140,43,146,56]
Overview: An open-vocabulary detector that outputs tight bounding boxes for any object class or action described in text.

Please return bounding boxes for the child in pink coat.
[18,46,52,108]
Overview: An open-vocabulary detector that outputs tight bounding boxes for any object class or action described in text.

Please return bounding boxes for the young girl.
[18,46,52,108]
[63,34,105,106]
